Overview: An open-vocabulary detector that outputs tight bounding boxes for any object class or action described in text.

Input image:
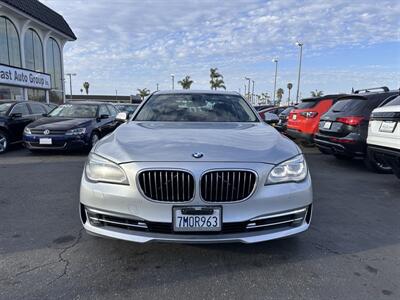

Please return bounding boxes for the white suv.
[367,94,400,179]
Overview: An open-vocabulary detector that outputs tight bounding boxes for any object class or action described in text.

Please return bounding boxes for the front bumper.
[23,134,89,150]
[79,161,313,243]
[368,145,400,178]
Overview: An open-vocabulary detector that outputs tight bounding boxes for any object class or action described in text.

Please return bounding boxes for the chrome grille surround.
[137,169,195,202]
[200,169,258,202]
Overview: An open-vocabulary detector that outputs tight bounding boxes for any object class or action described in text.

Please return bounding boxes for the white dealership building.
[0,0,76,104]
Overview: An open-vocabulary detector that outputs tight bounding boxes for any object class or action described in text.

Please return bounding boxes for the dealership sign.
[0,64,51,90]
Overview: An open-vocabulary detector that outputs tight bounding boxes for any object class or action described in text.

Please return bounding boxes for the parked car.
[23,102,120,152]
[287,94,346,143]
[258,106,293,120]
[315,87,398,173]
[367,94,400,179]
[80,90,313,244]
[114,103,139,118]
[0,100,52,154]
[254,104,274,111]
[275,106,296,133]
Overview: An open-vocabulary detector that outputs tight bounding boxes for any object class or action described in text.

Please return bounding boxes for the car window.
[135,94,258,122]
[385,96,400,107]
[49,104,98,118]
[0,103,13,116]
[29,103,47,114]
[280,107,294,116]
[297,100,318,109]
[10,103,30,116]
[107,105,118,117]
[330,96,387,116]
[99,105,110,117]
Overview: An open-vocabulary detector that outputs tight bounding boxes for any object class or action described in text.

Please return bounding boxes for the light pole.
[295,41,303,104]
[156,83,159,91]
[251,80,255,104]
[171,74,175,90]
[244,77,251,101]
[65,73,76,100]
[272,58,278,105]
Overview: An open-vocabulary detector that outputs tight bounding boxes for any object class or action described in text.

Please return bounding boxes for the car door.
[106,104,120,131]
[7,103,33,142]
[97,105,113,137]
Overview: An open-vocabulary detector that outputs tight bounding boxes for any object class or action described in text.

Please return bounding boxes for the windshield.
[386,96,400,107]
[116,104,139,112]
[0,103,12,116]
[280,107,295,116]
[49,104,98,118]
[134,94,258,122]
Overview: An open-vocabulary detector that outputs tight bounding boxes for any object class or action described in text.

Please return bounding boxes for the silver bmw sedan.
[80,90,313,243]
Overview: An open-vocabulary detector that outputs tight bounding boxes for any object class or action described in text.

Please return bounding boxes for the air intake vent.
[138,170,194,202]
[200,170,257,202]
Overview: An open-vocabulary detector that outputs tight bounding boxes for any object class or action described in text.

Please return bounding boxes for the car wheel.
[89,132,100,149]
[334,153,353,160]
[364,152,392,174]
[0,130,9,154]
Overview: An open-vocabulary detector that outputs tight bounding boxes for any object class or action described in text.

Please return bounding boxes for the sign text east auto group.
[0,64,51,90]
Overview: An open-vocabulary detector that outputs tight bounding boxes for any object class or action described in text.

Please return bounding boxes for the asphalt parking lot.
[0,146,399,300]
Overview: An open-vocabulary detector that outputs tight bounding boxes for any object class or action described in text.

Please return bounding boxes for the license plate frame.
[173,206,222,232]
[39,138,52,145]
[379,121,397,133]
[323,121,332,129]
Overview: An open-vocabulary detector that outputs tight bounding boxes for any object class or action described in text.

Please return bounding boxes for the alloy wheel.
[0,134,7,153]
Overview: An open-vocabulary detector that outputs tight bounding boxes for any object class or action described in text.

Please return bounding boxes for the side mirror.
[264,112,279,125]
[100,114,109,119]
[10,112,22,119]
[116,112,128,122]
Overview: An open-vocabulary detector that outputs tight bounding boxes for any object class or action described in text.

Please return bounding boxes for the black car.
[275,106,296,133]
[23,102,120,151]
[314,87,398,172]
[0,100,52,154]
[114,103,140,118]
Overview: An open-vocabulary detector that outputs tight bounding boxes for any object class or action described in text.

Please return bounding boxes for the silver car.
[80,90,313,243]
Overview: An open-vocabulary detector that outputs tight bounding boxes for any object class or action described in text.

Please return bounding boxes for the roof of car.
[337,90,399,101]
[66,101,107,105]
[153,90,241,96]
[301,94,348,102]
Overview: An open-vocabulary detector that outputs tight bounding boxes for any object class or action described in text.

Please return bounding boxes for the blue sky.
[42,0,400,98]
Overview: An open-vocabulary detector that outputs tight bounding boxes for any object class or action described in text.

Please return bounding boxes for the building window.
[46,38,63,104]
[0,16,21,67]
[27,89,46,103]
[24,29,44,72]
[0,84,23,100]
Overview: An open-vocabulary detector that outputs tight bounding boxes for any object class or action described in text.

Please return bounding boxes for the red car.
[286,94,346,143]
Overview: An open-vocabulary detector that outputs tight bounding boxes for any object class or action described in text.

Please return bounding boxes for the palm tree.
[310,90,324,97]
[209,68,226,90]
[276,88,284,105]
[83,82,90,95]
[137,88,150,100]
[287,83,293,104]
[178,75,194,89]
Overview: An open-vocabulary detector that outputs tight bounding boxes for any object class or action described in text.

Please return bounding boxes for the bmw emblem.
[43,129,50,135]
[192,152,203,159]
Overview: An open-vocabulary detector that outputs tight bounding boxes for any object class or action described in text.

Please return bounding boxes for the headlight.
[85,153,129,185]
[24,127,31,135]
[266,154,308,184]
[66,128,86,135]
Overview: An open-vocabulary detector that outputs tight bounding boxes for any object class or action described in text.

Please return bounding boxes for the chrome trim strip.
[250,208,307,221]
[246,217,304,229]
[89,216,148,229]
[85,207,145,222]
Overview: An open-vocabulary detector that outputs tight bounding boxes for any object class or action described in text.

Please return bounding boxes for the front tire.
[0,130,9,154]
[364,151,392,174]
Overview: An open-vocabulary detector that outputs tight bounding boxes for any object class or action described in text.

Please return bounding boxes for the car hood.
[94,122,300,164]
[28,117,93,130]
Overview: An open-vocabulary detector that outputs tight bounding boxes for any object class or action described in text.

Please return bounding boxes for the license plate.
[379,121,397,133]
[39,138,52,145]
[323,121,332,129]
[292,114,297,120]
[173,207,221,232]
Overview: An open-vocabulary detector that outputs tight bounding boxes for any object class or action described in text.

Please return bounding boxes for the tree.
[311,90,324,97]
[178,75,194,89]
[209,68,226,90]
[276,88,284,105]
[137,88,150,100]
[83,82,90,95]
[287,83,293,104]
